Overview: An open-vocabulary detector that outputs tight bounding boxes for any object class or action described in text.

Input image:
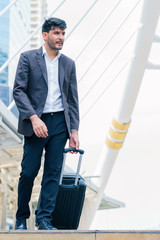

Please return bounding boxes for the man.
[13,17,79,230]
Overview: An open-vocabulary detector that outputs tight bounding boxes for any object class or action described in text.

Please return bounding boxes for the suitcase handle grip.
[60,148,84,185]
[63,148,84,155]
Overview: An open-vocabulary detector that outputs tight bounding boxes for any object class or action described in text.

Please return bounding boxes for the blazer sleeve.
[13,53,36,120]
[68,61,79,131]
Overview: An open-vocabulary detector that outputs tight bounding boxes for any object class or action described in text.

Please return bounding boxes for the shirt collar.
[42,45,61,59]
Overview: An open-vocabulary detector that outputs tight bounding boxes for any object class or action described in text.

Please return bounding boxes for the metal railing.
[0,0,20,18]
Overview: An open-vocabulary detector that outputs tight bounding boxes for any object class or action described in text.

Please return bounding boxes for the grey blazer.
[13,47,79,137]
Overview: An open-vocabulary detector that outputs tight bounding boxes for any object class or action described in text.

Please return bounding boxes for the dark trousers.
[16,111,68,223]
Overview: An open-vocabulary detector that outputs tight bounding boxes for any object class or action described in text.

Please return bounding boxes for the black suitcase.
[51,148,86,229]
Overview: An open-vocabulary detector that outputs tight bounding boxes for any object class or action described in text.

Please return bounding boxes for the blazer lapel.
[36,47,48,85]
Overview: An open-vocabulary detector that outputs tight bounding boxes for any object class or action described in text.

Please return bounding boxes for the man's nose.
[59,34,64,40]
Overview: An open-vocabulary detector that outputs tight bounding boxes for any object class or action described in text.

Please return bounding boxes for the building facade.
[0,0,31,108]
[0,0,10,105]
[30,0,47,49]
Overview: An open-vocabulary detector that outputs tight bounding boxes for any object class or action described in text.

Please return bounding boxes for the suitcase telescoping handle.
[63,148,84,155]
[59,148,84,186]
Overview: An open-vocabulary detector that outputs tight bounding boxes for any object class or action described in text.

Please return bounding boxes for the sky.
[47,0,160,230]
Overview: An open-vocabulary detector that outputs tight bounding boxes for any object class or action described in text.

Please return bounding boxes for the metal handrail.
[7,100,15,110]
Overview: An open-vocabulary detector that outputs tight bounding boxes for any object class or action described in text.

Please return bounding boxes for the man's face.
[43,27,65,50]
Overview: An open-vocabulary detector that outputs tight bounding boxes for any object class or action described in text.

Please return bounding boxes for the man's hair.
[42,17,67,33]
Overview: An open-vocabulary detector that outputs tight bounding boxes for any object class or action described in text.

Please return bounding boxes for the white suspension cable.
[80,26,141,104]
[78,0,141,83]
[75,0,123,61]
[81,56,133,120]
[66,0,98,40]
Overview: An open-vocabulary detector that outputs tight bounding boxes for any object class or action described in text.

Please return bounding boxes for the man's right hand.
[29,114,48,138]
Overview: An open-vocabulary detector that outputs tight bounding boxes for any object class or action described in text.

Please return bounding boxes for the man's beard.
[48,38,63,50]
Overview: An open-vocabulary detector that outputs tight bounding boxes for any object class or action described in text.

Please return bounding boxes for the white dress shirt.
[42,46,64,113]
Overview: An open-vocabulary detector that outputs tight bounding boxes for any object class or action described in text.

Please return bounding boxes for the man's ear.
[42,32,48,41]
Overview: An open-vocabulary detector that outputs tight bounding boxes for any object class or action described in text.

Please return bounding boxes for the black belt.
[42,111,64,116]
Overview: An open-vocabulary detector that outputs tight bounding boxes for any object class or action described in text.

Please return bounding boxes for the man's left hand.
[69,130,79,153]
